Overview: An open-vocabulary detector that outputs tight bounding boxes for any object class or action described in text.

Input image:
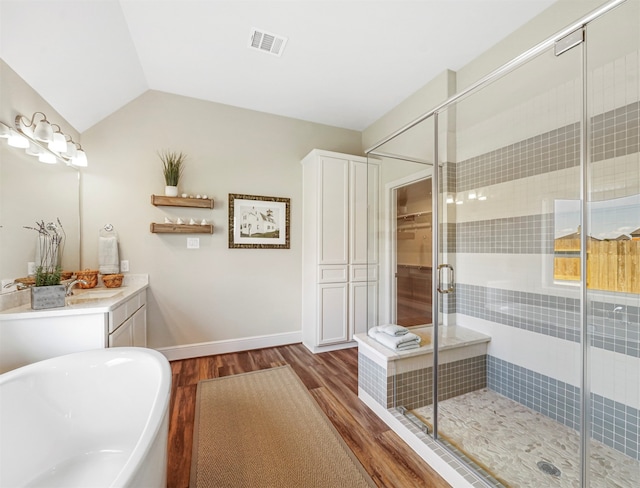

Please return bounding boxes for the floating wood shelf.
[151,195,214,209]
[150,223,213,234]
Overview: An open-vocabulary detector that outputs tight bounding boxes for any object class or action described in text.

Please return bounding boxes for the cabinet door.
[132,306,147,347]
[318,157,349,265]
[350,160,379,265]
[109,319,132,347]
[317,283,348,345]
[350,281,378,337]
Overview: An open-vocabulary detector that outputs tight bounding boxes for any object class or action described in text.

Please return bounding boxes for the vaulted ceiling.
[0,0,557,133]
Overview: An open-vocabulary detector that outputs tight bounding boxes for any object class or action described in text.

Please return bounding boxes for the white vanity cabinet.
[301,149,379,353]
[108,290,147,347]
[0,283,148,373]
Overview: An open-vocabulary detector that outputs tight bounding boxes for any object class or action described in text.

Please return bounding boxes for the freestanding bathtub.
[0,347,171,487]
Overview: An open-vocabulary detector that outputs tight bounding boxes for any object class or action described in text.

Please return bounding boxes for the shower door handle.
[437,264,454,294]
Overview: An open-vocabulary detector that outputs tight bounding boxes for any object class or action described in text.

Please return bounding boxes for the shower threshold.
[397,404,507,487]
[410,389,639,488]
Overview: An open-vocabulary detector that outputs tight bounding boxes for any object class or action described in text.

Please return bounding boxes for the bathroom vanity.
[0,275,148,373]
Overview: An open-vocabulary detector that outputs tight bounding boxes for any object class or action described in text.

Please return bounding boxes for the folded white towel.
[368,326,421,351]
[99,235,120,274]
[379,324,409,336]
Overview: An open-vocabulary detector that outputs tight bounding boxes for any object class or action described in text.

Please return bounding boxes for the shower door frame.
[365,1,630,486]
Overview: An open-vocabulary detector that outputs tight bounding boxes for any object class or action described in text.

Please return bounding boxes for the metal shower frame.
[364,1,628,486]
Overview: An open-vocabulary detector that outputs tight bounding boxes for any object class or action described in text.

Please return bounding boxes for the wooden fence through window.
[554,238,640,294]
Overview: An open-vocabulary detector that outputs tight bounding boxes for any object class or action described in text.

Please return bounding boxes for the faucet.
[65,279,88,296]
[3,281,28,291]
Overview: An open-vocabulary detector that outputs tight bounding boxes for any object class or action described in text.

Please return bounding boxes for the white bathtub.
[0,347,171,487]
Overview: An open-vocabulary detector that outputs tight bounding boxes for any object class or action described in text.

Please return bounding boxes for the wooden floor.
[167,343,451,488]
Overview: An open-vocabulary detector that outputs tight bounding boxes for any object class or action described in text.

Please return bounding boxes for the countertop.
[0,274,149,320]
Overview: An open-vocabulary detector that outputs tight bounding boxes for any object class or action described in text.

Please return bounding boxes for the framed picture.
[228,193,290,249]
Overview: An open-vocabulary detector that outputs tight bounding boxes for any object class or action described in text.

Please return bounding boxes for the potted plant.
[159,150,186,197]
[25,219,66,309]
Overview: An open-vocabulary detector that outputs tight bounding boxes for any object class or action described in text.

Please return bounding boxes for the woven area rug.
[189,365,376,488]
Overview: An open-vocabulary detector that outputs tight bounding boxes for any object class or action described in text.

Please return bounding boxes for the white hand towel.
[368,326,421,351]
[99,235,120,274]
[379,324,409,336]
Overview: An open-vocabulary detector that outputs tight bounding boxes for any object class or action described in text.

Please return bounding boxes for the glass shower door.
[586,2,640,486]
[427,30,586,487]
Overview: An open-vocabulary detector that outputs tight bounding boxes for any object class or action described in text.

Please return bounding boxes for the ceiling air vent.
[249,28,288,57]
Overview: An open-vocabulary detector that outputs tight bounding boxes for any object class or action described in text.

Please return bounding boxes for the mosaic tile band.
[452,101,639,193]
[454,283,640,358]
[445,214,555,254]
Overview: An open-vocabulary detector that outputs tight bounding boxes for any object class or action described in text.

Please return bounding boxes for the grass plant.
[24,219,65,286]
[159,150,186,186]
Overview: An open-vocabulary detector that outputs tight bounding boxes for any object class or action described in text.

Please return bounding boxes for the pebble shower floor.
[411,389,639,488]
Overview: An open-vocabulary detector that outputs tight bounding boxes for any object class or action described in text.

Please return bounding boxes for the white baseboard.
[302,340,358,354]
[155,331,303,361]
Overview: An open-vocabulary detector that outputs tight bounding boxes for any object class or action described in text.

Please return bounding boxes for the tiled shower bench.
[354,325,491,410]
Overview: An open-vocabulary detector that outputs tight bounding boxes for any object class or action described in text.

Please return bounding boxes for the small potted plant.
[159,150,186,197]
[25,219,66,309]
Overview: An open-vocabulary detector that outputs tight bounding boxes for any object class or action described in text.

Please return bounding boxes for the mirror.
[0,60,81,291]
[0,142,81,288]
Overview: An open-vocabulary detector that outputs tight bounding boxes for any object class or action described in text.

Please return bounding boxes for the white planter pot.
[165,185,179,197]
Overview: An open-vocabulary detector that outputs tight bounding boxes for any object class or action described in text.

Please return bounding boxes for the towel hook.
[104,224,113,232]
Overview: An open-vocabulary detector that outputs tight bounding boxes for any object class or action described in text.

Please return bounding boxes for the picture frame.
[228,193,290,249]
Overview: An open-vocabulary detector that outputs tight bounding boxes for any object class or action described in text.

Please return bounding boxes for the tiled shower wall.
[447,95,640,460]
[488,356,640,460]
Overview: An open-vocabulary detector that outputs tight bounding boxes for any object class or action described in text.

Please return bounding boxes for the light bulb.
[38,152,57,164]
[48,132,67,153]
[33,119,53,142]
[25,142,41,156]
[64,143,77,159]
[8,132,29,148]
[72,149,88,167]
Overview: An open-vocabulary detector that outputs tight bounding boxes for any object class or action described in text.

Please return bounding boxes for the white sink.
[66,288,124,304]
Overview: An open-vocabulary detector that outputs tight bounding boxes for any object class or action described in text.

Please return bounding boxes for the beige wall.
[0,60,81,284]
[81,90,361,349]
[362,69,455,154]
[456,0,606,91]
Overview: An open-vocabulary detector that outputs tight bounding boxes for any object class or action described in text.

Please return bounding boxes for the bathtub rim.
[0,347,171,488]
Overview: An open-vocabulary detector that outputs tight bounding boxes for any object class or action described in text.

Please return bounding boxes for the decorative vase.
[31,284,66,310]
[165,185,178,197]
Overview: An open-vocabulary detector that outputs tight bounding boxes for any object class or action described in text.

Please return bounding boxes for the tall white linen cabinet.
[301,149,379,353]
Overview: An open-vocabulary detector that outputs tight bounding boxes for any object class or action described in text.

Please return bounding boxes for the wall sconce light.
[48,124,68,153]
[0,111,88,167]
[14,111,54,143]
[72,144,88,167]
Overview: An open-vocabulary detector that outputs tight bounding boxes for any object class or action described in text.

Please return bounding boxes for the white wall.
[81,90,362,352]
